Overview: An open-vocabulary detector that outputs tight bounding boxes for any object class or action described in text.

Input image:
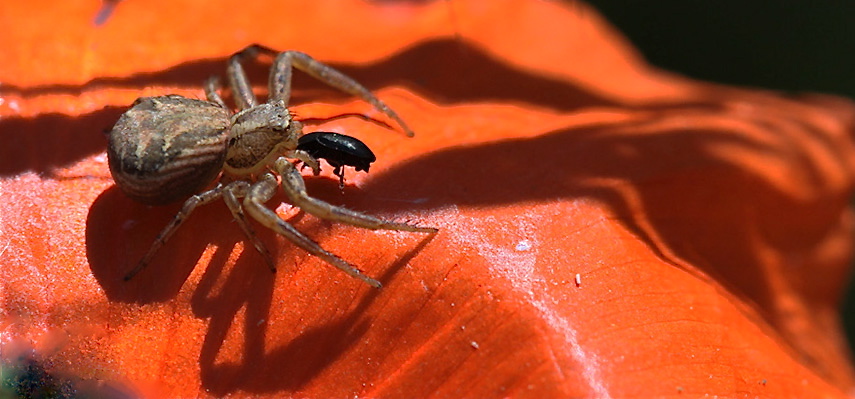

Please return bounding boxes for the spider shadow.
[86,178,379,303]
[191,227,432,395]
[86,185,268,303]
[0,107,125,177]
[2,38,612,111]
[86,176,433,394]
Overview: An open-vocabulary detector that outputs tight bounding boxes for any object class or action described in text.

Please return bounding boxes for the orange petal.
[2,0,854,398]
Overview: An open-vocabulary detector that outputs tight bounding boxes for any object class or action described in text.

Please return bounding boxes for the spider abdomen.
[107,95,231,205]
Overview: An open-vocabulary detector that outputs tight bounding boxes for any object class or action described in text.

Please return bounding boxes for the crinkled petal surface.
[2,0,855,398]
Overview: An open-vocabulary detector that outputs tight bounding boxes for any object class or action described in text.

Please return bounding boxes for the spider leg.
[227,49,259,110]
[221,181,276,272]
[204,76,228,109]
[274,157,436,233]
[242,172,383,288]
[124,183,227,281]
[266,50,415,137]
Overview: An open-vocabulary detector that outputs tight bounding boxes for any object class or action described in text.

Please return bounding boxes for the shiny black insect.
[297,132,376,188]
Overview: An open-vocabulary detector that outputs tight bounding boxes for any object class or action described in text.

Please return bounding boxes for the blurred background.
[588,2,855,97]
[586,0,855,350]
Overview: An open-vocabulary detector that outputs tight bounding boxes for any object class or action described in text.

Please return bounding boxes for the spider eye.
[271,117,289,131]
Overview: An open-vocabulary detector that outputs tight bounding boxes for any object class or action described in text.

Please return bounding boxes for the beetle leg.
[273,157,436,233]
[331,165,346,190]
[242,172,383,288]
[221,181,276,272]
[124,184,227,281]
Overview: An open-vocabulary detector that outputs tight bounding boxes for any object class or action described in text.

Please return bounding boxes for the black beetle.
[297,131,377,188]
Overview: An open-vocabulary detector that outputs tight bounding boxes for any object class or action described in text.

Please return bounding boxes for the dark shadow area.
[88,184,362,304]
[586,0,855,369]
[190,233,433,396]
[85,171,411,304]
[0,107,123,177]
[190,240,369,395]
[0,38,616,178]
[357,114,849,346]
[588,1,855,98]
[87,185,232,303]
[1,38,614,110]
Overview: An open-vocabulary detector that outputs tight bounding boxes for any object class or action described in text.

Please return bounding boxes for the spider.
[107,44,436,288]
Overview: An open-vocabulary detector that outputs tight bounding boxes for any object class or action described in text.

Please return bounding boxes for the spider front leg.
[230,44,415,136]
[270,51,414,136]
[226,51,259,110]
[204,76,228,108]
[242,171,384,288]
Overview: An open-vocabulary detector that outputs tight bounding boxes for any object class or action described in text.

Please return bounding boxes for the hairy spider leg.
[231,44,415,137]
